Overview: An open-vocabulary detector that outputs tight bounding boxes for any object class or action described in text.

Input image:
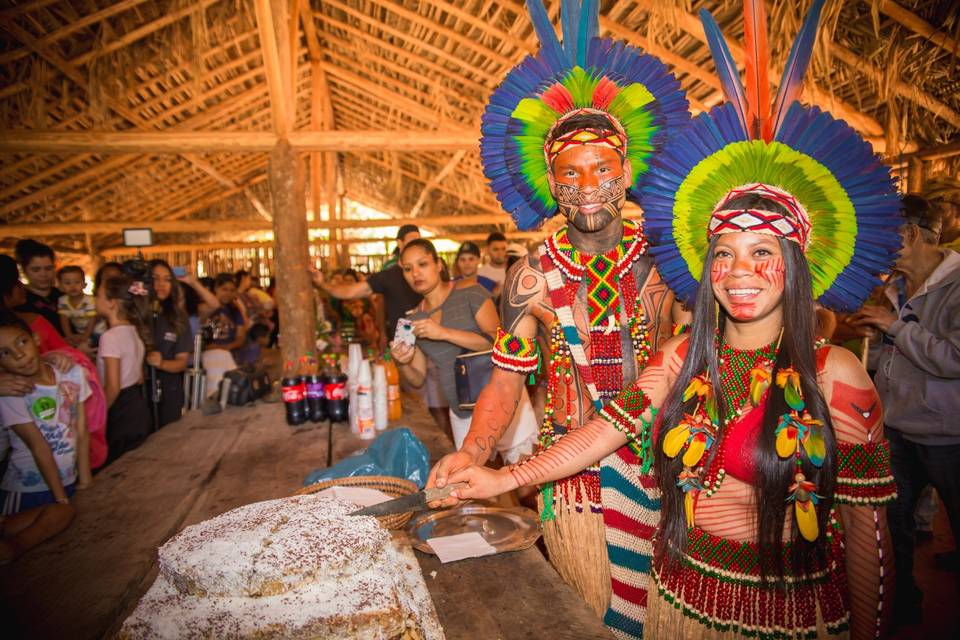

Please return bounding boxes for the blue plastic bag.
[303,427,431,489]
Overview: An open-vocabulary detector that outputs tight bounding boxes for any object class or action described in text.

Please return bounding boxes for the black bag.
[454,349,493,410]
[224,367,270,406]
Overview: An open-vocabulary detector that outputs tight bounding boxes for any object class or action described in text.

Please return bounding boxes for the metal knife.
[349,483,468,517]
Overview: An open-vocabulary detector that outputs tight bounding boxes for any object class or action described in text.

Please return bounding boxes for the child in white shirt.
[0,312,91,515]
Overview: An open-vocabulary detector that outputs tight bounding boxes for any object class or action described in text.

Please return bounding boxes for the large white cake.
[120,494,444,639]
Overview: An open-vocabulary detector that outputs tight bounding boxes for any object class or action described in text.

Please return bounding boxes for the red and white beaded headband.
[708,183,812,250]
[544,108,628,165]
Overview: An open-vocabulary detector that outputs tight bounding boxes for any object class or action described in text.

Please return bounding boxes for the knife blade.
[349,483,468,517]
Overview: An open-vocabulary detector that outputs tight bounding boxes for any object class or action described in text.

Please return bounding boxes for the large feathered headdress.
[480,0,690,230]
[642,0,902,312]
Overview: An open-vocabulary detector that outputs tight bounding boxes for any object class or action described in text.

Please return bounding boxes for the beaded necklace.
[663,332,829,541]
[662,334,779,528]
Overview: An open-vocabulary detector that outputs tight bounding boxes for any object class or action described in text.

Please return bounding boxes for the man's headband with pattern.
[544,108,628,165]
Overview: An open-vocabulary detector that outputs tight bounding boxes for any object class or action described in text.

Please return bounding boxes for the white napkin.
[426,532,497,563]
[317,486,393,507]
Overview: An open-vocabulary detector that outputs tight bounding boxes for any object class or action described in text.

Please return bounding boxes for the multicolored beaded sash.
[541,219,650,404]
[654,520,849,639]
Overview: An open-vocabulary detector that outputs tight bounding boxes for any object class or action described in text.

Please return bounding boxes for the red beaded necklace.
[661,333,780,526]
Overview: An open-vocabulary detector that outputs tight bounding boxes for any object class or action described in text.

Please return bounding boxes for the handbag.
[454,349,493,410]
[224,366,271,406]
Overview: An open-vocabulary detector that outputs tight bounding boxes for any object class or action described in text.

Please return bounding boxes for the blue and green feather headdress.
[641,0,902,312]
[480,0,690,230]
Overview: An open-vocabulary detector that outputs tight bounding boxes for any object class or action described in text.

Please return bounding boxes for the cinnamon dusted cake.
[120,494,444,640]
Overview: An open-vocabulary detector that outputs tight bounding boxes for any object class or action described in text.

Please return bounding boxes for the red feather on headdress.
[743,0,772,141]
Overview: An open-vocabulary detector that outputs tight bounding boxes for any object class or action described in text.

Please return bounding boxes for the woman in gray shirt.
[390,239,537,462]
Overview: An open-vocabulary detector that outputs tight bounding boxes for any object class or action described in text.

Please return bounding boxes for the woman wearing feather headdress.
[423,0,691,636]
[444,2,903,638]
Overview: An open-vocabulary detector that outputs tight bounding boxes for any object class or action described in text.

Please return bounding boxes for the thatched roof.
[1,0,958,255]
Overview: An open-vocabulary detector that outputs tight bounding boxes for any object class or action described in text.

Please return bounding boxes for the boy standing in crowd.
[14,240,62,335]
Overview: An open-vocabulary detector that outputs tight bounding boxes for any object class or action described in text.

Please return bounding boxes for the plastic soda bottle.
[382,352,402,421]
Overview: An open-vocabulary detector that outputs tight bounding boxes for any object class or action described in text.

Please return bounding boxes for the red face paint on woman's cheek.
[710,261,730,283]
[755,257,784,290]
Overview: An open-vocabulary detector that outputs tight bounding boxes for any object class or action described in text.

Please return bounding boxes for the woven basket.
[295,475,419,530]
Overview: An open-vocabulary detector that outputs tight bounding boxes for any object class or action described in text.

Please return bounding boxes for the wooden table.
[0,395,612,640]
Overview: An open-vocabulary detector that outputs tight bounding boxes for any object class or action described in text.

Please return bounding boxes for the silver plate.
[407,505,542,555]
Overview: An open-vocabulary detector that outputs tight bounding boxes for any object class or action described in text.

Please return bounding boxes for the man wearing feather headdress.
[423,1,691,636]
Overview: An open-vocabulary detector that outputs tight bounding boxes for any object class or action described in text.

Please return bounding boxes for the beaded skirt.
[647,526,850,639]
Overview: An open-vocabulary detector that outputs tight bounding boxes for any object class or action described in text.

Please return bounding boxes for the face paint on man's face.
[550,145,627,233]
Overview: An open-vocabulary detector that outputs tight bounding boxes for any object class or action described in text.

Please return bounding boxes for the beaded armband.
[834,439,897,505]
[671,322,690,336]
[599,387,656,472]
[491,327,540,374]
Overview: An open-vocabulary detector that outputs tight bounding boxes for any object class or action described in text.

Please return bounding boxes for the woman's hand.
[0,373,34,396]
[42,352,74,373]
[445,464,519,502]
[390,340,416,365]
[411,317,446,341]
[145,351,163,368]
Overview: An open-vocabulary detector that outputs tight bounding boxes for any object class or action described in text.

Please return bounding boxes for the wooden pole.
[270,139,315,366]
[908,156,925,193]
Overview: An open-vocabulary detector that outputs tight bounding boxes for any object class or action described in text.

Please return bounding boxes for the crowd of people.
[0,241,280,562]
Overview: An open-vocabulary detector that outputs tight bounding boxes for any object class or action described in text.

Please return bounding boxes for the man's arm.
[428,257,545,495]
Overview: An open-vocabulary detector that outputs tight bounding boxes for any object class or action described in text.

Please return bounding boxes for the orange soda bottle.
[382,352,402,421]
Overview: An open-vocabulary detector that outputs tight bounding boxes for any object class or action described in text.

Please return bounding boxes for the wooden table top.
[0,396,612,640]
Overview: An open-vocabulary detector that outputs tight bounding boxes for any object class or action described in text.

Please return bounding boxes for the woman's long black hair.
[147,259,188,335]
[654,234,836,581]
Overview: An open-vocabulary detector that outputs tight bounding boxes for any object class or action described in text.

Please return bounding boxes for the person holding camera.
[390,239,537,462]
[145,260,193,428]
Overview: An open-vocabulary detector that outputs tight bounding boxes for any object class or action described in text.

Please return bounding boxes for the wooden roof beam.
[4,213,526,238]
[875,0,959,56]
[0,130,479,153]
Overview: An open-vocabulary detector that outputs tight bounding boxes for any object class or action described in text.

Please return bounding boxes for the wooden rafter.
[875,0,960,56]
[2,213,529,238]
[253,0,294,137]
[0,129,478,153]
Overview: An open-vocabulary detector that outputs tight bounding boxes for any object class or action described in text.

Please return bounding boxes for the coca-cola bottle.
[325,369,348,423]
[282,362,307,426]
